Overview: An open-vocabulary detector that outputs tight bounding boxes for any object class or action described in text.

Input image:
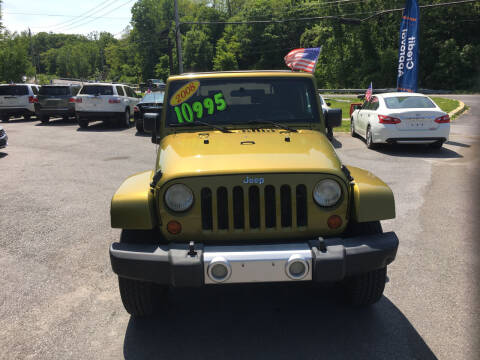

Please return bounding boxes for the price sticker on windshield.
[170,81,200,106]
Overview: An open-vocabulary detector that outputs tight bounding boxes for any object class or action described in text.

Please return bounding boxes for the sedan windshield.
[166,77,319,127]
[384,96,436,109]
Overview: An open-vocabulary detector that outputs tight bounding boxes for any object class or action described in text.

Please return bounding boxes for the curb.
[449,100,466,119]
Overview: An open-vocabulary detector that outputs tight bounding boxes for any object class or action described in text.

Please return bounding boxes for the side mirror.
[326,102,331,106]
[143,112,161,144]
[325,108,342,128]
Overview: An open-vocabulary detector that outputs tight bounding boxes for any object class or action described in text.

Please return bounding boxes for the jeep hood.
[157,130,344,182]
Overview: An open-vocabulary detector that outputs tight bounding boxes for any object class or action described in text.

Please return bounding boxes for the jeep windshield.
[165,77,320,128]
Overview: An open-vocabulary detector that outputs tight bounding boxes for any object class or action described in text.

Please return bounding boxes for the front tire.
[343,220,387,305]
[366,125,377,149]
[1,114,9,122]
[24,114,31,121]
[40,115,49,123]
[118,277,167,317]
[136,118,143,132]
[120,109,132,128]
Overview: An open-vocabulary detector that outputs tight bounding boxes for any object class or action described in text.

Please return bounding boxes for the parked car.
[351,92,450,149]
[0,84,40,122]
[75,83,140,128]
[134,89,165,132]
[319,94,334,140]
[35,84,81,123]
[109,71,398,317]
[0,126,7,149]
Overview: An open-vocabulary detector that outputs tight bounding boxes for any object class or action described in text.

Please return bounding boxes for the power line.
[56,0,135,33]
[5,11,128,20]
[53,0,120,32]
[38,0,117,30]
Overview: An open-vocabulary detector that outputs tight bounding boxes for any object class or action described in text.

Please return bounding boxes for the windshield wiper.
[247,120,298,133]
[170,120,232,133]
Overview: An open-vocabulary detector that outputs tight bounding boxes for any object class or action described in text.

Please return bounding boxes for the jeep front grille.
[201,184,308,231]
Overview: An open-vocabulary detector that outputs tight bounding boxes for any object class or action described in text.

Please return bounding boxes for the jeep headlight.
[313,179,341,207]
[164,184,194,212]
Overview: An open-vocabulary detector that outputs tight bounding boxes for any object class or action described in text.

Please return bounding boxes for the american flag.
[365,82,373,101]
[284,47,322,73]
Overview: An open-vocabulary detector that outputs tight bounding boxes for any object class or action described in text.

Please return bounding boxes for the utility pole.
[174,0,183,74]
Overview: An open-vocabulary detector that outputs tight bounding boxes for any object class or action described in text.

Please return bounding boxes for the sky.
[2,0,135,38]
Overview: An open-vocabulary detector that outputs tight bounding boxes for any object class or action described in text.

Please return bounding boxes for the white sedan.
[350,92,450,149]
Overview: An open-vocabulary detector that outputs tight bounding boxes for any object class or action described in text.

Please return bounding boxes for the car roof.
[377,92,427,98]
[168,70,313,81]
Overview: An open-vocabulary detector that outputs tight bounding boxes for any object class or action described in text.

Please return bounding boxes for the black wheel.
[343,220,386,305]
[0,115,9,122]
[118,229,166,317]
[429,140,444,149]
[24,114,31,121]
[78,118,89,129]
[40,115,49,123]
[135,118,143,132]
[62,115,69,122]
[350,118,357,137]
[366,125,376,149]
[345,267,387,306]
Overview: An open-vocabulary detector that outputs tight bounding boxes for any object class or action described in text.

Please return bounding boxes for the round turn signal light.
[167,220,182,235]
[327,215,343,229]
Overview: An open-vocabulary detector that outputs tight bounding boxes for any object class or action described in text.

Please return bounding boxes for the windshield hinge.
[150,170,163,191]
[341,165,354,182]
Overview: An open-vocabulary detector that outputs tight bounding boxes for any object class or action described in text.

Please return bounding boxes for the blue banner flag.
[397,0,419,92]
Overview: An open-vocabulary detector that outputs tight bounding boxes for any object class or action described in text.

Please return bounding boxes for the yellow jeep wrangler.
[109,71,398,316]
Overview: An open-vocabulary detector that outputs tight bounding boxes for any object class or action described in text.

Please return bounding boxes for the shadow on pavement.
[375,144,462,159]
[76,121,131,132]
[135,131,150,137]
[123,284,437,360]
[445,140,471,148]
[35,118,77,127]
[0,152,8,158]
[330,136,342,149]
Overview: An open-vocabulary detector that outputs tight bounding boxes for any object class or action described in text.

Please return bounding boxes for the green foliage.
[0,0,478,90]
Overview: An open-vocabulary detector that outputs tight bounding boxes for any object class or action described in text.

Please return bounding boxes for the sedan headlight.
[313,179,342,207]
[164,184,194,212]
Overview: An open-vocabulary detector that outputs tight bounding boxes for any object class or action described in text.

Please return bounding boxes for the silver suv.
[0,84,40,122]
[75,83,139,129]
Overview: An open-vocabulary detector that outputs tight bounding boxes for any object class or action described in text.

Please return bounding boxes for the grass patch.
[335,119,351,133]
[430,97,459,113]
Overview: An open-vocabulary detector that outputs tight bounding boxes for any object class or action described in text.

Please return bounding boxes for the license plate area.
[203,243,312,284]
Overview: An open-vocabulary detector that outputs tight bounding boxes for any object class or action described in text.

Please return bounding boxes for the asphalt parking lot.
[0,95,478,360]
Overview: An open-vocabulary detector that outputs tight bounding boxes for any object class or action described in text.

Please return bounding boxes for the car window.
[142,91,165,103]
[71,86,80,96]
[384,96,436,109]
[0,85,29,96]
[166,77,320,127]
[116,86,125,96]
[318,95,324,105]
[370,96,379,110]
[127,87,136,98]
[80,85,114,95]
[39,86,69,96]
[32,86,39,95]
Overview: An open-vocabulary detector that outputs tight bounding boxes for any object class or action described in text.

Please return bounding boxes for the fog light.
[286,254,309,280]
[167,220,182,235]
[207,257,231,282]
[327,215,342,229]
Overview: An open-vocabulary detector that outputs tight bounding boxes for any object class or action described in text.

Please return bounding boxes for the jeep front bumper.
[109,232,398,287]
